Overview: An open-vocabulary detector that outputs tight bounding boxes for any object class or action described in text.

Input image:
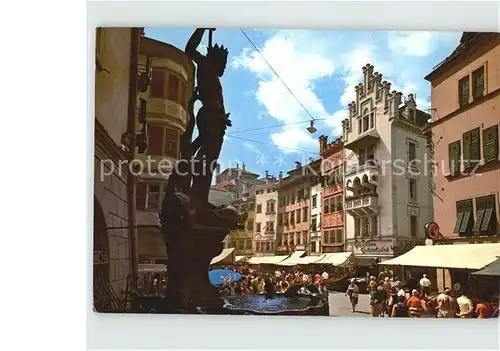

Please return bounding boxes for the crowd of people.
[217,266,330,301]
[345,271,498,318]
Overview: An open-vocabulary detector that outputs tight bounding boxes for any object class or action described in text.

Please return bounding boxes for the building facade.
[277,165,311,254]
[214,164,261,200]
[93,27,142,312]
[308,159,323,255]
[227,197,255,257]
[425,32,500,244]
[319,136,345,254]
[133,36,195,264]
[254,178,279,256]
[341,64,432,263]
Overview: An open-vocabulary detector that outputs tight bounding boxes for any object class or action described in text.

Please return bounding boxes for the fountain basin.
[222,294,328,316]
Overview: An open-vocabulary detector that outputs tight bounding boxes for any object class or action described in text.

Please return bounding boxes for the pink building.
[425,32,500,243]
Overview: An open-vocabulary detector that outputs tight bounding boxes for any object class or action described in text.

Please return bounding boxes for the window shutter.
[459,211,471,233]
[473,209,485,232]
[449,141,460,175]
[459,77,469,106]
[453,212,464,233]
[483,126,499,163]
[336,230,343,243]
[462,132,471,169]
[473,67,484,99]
[470,128,480,164]
[481,208,494,232]
[136,182,147,210]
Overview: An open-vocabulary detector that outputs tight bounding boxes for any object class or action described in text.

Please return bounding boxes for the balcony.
[146,98,188,131]
[345,161,379,194]
[344,128,380,150]
[345,193,379,215]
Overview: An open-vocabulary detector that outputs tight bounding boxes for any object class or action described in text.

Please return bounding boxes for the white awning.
[297,254,327,265]
[210,248,235,265]
[235,255,248,263]
[275,251,307,266]
[379,243,500,270]
[315,252,352,266]
[247,255,289,265]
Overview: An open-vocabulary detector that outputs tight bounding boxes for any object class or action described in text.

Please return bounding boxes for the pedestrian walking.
[345,278,360,313]
[369,286,384,317]
[456,287,474,318]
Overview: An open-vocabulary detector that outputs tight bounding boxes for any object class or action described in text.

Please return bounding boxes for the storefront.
[379,243,500,293]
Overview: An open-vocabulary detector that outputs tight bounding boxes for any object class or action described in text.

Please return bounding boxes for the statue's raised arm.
[185,28,214,63]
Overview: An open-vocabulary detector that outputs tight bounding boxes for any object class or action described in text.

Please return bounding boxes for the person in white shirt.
[419,274,431,297]
[456,287,474,318]
[275,270,282,278]
[321,271,329,280]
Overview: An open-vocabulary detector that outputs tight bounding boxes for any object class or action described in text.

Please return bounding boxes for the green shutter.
[481,208,494,232]
[459,77,469,106]
[471,128,480,165]
[473,67,484,99]
[459,211,471,233]
[473,209,485,232]
[463,131,471,170]
[453,212,464,233]
[483,126,499,163]
[449,141,461,175]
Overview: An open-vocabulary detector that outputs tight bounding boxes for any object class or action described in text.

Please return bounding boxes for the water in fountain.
[223,294,317,314]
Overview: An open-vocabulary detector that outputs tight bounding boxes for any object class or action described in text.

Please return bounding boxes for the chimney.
[319,135,328,154]
[295,161,302,169]
[265,170,269,179]
[278,171,283,180]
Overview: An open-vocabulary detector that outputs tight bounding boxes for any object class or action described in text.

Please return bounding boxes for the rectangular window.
[336,195,343,211]
[238,240,244,250]
[302,207,308,222]
[256,222,261,232]
[410,215,417,237]
[256,204,262,213]
[408,141,417,163]
[178,82,186,108]
[312,195,317,208]
[354,218,361,236]
[150,70,166,98]
[296,209,301,223]
[463,128,481,171]
[329,231,335,244]
[362,217,370,236]
[164,128,178,158]
[278,214,283,226]
[167,74,179,102]
[458,76,469,107]
[362,115,369,132]
[245,240,252,250]
[147,125,164,155]
[323,231,329,244]
[329,197,336,213]
[336,230,343,243]
[147,184,160,210]
[371,216,378,236]
[266,221,274,232]
[266,242,271,252]
[472,66,485,100]
[409,178,417,202]
[449,141,461,176]
[483,125,499,163]
[311,216,317,231]
[453,199,473,236]
[290,211,295,224]
[247,220,253,231]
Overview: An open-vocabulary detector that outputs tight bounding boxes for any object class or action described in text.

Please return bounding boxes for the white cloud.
[233,30,460,152]
[232,32,335,154]
[388,31,460,57]
[242,141,260,154]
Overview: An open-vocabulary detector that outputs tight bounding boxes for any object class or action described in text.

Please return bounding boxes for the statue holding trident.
[185,28,232,209]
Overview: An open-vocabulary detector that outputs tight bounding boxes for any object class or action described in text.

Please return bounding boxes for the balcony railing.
[345,193,378,210]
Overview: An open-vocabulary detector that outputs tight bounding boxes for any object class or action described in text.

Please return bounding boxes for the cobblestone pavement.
[327,291,372,317]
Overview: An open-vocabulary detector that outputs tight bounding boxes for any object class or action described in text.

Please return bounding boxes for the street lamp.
[307,120,317,134]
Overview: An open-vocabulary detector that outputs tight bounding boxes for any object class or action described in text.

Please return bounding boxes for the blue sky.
[145,28,461,178]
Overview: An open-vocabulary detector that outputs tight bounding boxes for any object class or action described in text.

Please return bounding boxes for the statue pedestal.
[164,225,229,314]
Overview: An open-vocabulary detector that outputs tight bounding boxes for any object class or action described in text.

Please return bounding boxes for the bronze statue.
[159,28,242,314]
[185,28,232,209]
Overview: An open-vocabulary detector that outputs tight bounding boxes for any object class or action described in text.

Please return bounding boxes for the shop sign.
[351,239,393,255]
